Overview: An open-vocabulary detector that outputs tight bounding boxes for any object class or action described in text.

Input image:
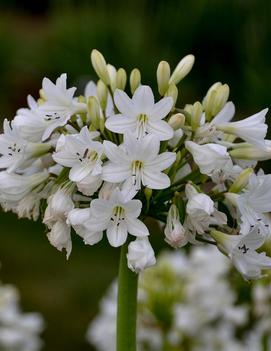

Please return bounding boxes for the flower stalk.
[117,240,138,351]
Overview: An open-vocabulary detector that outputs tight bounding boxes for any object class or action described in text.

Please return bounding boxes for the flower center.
[131,160,143,190]
[136,113,149,139]
[111,206,125,227]
[7,143,22,156]
[76,149,98,163]
[44,112,62,122]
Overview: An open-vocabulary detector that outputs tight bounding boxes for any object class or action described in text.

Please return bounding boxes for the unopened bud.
[97,80,108,111]
[107,64,117,91]
[169,54,195,85]
[157,60,170,96]
[230,145,271,161]
[228,168,253,193]
[130,68,141,94]
[90,49,111,85]
[165,84,178,107]
[144,188,152,202]
[190,101,203,131]
[116,68,127,90]
[87,96,101,129]
[39,89,46,101]
[168,113,185,130]
[203,82,230,121]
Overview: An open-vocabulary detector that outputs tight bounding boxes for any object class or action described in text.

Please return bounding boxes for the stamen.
[131,160,143,190]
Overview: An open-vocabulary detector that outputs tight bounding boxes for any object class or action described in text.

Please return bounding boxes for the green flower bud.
[107,64,117,91]
[87,96,101,129]
[90,49,111,85]
[203,82,230,121]
[168,113,185,130]
[169,54,195,85]
[190,101,203,131]
[157,60,170,96]
[97,80,109,111]
[228,168,253,193]
[165,84,178,107]
[130,68,141,94]
[116,68,127,90]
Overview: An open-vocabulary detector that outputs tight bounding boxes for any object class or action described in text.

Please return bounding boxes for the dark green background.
[0,1,270,350]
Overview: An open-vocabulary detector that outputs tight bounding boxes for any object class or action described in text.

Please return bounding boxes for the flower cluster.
[87,247,271,351]
[0,49,271,277]
[0,279,44,351]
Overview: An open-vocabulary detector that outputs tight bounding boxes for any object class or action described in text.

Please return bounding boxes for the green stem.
[117,241,138,351]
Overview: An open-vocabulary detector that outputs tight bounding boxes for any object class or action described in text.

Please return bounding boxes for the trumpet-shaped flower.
[102,133,176,191]
[216,108,268,147]
[105,85,174,140]
[53,127,103,182]
[185,184,227,235]
[127,237,156,273]
[0,119,51,173]
[83,188,149,247]
[211,226,271,279]
[236,173,271,225]
[164,204,188,248]
[0,171,48,202]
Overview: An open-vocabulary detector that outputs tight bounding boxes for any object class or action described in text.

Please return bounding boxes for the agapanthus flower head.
[0,48,270,277]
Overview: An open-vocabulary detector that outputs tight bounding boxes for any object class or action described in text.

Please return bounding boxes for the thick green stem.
[117,241,138,351]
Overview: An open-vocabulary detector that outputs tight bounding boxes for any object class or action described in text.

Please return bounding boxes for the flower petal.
[142,170,170,189]
[147,119,174,141]
[132,85,154,114]
[150,97,173,119]
[126,216,149,236]
[114,89,137,116]
[106,221,128,247]
[105,114,137,134]
[102,163,131,183]
[146,152,176,170]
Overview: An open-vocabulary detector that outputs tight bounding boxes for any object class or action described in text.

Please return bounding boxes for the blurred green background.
[0,0,270,350]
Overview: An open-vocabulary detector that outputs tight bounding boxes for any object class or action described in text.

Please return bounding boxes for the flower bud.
[116,68,127,90]
[169,54,195,85]
[47,220,72,259]
[190,101,203,131]
[203,82,230,121]
[144,187,152,203]
[87,96,101,129]
[107,64,117,91]
[168,113,185,130]
[228,168,253,193]
[165,83,178,107]
[164,204,187,248]
[130,68,141,94]
[157,60,170,95]
[97,80,108,111]
[127,237,156,273]
[90,49,110,85]
[230,144,271,161]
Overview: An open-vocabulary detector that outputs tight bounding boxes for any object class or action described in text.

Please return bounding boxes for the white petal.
[212,101,235,124]
[106,221,128,247]
[126,216,149,236]
[103,140,129,163]
[147,119,174,141]
[132,85,154,114]
[150,97,173,119]
[146,152,176,170]
[69,164,91,182]
[114,89,137,116]
[142,170,170,189]
[124,199,142,218]
[102,163,131,183]
[105,114,137,134]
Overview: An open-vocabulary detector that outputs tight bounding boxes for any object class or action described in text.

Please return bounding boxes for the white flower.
[216,108,268,147]
[105,85,174,140]
[43,188,74,258]
[211,226,271,280]
[53,126,103,182]
[102,133,176,191]
[0,171,48,202]
[47,220,72,259]
[84,188,149,247]
[0,119,50,173]
[14,74,86,142]
[185,141,232,176]
[236,173,271,225]
[84,80,114,117]
[164,204,188,248]
[185,184,227,235]
[127,237,156,273]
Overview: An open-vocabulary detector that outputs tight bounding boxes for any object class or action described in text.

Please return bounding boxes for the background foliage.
[0,0,270,350]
